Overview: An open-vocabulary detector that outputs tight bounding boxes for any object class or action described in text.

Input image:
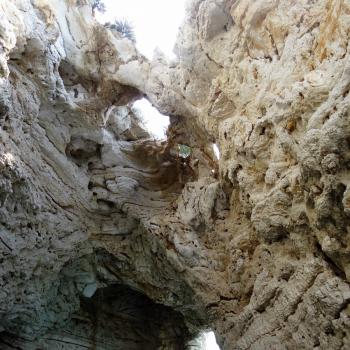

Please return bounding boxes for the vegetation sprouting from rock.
[92,0,106,15]
[178,144,192,159]
[105,19,136,43]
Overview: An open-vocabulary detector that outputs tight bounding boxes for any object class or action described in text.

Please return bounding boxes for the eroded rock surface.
[0,0,350,349]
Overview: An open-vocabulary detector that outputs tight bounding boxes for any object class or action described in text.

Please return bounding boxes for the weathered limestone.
[1,0,350,349]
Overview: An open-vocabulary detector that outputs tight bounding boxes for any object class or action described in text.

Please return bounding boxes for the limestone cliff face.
[1,0,350,349]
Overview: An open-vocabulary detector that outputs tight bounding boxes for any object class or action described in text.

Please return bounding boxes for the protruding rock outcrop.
[1,0,350,349]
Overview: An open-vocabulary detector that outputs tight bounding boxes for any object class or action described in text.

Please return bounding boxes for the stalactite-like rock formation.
[1,0,350,349]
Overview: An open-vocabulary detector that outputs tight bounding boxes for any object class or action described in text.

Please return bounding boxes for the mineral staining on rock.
[1,0,350,349]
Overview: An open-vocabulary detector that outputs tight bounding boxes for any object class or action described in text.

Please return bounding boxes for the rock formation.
[0,0,350,349]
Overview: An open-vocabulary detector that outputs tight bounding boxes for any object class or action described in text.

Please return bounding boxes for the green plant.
[92,0,106,14]
[107,20,136,43]
[178,144,191,158]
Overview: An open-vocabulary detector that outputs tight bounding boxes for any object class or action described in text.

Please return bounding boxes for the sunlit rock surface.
[1,0,350,349]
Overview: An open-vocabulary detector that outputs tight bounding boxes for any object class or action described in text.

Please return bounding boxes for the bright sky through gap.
[96,0,187,58]
[205,332,221,350]
[133,98,169,140]
[213,144,221,159]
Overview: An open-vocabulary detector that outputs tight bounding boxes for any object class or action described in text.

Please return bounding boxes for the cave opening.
[75,284,194,350]
[76,284,222,350]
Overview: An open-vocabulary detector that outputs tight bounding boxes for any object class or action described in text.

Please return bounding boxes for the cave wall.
[1,0,350,349]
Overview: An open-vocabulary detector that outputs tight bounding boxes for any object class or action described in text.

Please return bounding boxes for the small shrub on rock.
[105,20,136,43]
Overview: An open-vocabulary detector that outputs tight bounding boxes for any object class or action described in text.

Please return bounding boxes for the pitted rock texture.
[1,0,350,349]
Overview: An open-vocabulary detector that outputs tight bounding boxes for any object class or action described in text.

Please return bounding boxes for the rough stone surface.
[1,0,350,349]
